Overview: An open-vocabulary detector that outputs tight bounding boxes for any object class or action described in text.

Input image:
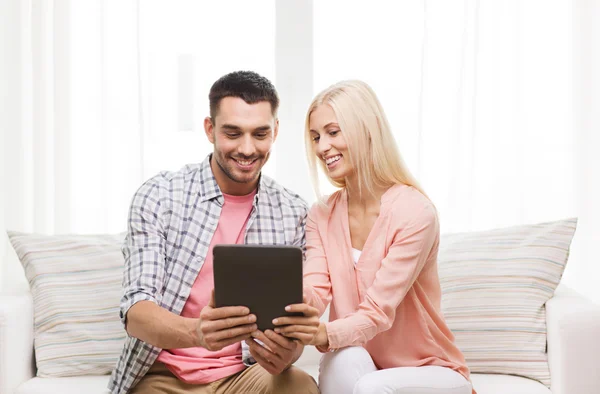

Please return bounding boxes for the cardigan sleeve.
[302,204,333,317]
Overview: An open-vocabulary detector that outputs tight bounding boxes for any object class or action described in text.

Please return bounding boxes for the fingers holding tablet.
[245,330,299,375]
[272,303,320,345]
[196,290,258,351]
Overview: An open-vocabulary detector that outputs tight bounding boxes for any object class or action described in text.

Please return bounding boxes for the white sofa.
[2,284,600,394]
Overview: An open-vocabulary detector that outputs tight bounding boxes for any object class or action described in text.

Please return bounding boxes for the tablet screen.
[213,245,303,331]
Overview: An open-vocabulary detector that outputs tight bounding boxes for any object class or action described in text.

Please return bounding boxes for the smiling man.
[109,71,320,394]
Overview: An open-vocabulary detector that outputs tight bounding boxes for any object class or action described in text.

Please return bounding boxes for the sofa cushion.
[8,232,126,378]
[439,218,577,387]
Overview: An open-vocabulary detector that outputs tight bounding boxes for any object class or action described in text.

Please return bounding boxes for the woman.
[275,80,475,394]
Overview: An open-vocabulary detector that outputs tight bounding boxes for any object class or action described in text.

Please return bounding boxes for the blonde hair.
[304,80,427,201]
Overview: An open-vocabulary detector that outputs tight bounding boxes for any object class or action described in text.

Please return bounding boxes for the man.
[109,71,320,394]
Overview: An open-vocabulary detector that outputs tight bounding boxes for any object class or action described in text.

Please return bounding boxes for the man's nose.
[238,135,256,157]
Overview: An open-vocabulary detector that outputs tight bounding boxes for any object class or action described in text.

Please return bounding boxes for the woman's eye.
[312,136,320,142]
[329,130,339,136]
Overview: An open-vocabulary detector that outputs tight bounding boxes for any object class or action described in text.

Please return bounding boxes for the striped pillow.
[8,232,127,377]
[438,218,577,387]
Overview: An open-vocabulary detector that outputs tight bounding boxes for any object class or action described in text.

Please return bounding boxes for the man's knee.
[269,366,319,394]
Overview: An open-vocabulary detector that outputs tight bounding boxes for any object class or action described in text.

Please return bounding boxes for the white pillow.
[439,218,577,387]
[8,231,126,377]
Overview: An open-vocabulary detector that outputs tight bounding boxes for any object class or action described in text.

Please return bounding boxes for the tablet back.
[213,245,303,331]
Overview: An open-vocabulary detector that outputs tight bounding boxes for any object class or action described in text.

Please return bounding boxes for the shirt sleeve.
[119,180,167,328]
[292,203,309,261]
[303,205,333,317]
[241,341,256,366]
[325,203,439,349]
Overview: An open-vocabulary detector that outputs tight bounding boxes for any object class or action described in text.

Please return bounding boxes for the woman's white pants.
[318,347,473,394]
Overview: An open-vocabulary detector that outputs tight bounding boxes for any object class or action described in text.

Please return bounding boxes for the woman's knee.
[320,346,373,375]
[319,347,376,394]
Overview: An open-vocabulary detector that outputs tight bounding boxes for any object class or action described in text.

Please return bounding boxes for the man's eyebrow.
[220,124,271,132]
[253,125,271,132]
[221,124,242,131]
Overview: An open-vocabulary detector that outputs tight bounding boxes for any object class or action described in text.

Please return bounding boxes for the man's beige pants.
[130,362,319,394]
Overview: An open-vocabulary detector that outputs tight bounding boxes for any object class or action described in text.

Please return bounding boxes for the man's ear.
[204,117,215,144]
[273,119,279,142]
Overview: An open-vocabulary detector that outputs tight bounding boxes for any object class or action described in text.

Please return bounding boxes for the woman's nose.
[316,137,331,157]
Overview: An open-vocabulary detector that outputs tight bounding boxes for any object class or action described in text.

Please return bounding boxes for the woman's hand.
[272,302,320,345]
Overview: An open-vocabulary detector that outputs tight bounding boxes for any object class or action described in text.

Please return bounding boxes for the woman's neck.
[346,181,388,210]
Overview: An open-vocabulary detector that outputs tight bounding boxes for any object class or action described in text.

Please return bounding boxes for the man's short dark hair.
[209,71,280,120]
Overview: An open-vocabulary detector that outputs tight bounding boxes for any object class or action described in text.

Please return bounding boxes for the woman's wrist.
[316,322,329,347]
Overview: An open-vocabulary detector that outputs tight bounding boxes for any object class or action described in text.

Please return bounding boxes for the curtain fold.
[3,0,142,235]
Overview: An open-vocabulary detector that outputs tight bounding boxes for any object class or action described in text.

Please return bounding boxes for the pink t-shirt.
[156,190,256,384]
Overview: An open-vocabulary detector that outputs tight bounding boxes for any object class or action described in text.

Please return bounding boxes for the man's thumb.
[209,288,216,308]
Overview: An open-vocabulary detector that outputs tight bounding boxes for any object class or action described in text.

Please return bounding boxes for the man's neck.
[210,155,259,196]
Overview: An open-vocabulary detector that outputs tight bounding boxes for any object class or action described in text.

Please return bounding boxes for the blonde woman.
[274,80,475,394]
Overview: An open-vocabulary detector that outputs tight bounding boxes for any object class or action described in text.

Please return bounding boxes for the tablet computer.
[213,244,303,331]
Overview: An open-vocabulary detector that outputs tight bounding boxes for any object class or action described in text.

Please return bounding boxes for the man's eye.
[255,133,268,139]
[226,133,240,138]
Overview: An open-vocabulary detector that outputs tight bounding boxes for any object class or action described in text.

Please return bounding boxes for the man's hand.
[272,301,320,345]
[196,290,257,351]
[245,330,302,375]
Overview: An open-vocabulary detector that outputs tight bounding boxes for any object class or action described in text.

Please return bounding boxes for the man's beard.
[215,151,265,184]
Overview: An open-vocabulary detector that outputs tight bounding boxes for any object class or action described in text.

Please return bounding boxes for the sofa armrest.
[0,291,35,394]
[547,284,600,394]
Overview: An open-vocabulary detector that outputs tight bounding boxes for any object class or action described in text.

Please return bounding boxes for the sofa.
[2,285,600,394]
[2,218,600,394]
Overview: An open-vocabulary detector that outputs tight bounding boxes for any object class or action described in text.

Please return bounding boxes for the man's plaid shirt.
[109,155,308,394]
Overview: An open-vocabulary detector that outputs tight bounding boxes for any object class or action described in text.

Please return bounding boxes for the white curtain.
[569,0,600,304]
[1,0,143,290]
[0,0,277,237]
[2,0,142,236]
[314,0,576,233]
[2,0,598,301]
